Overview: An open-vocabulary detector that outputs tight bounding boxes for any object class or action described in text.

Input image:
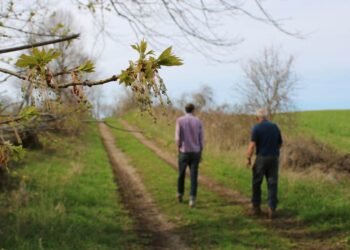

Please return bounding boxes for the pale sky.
[3,1,350,111]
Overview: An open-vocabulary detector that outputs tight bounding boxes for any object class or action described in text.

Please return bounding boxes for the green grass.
[297,110,350,151]
[0,125,140,250]
[107,118,294,250]
[121,110,350,245]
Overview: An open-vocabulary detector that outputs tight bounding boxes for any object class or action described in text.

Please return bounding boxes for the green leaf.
[157,47,183,66]
[19,106,39,119]
[15,54,38,68]
[118,70,132,85]
[131,44,139,52]
[51,23,65,34]
[139,40,147,54]
[15,48,60,69]
[145,50,155,56]
[145,61,154,79]
[77,60,95,73]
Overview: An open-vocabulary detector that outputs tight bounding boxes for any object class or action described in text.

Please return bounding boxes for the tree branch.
[0,68,26,80]
[57,75,119,88]
[0,116,26,125]
[0,67,120,89]
[0,34,80,54]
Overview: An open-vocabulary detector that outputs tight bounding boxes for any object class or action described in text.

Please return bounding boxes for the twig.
[0,34,80,54]
[0,68,26,80]
[57,75,119,88]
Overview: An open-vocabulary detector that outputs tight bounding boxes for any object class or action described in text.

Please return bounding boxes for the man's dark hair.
[185,103,195,113]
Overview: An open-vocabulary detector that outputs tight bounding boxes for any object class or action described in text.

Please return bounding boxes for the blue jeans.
[177,152,201,198]
[252,156,279,209]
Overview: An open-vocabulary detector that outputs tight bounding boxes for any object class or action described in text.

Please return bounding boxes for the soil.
[99,123,190,250]
[120,120,348,250]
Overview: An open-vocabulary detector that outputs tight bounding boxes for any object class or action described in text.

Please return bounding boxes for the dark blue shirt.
[251,120,282,156]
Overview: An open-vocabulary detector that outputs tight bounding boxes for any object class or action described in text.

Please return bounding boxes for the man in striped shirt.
[175,103,204,208]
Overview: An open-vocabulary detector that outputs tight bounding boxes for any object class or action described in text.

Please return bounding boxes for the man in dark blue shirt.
[247,108,283,219]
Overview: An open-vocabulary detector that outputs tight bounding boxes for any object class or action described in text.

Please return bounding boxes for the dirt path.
[120,120,346,250]
[99,123,190,250]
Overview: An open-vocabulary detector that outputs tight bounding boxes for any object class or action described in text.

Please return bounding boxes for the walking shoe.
[268,207,276,219]
[176,194,183,203]
[189,197,196,208]
[252,205,261,216]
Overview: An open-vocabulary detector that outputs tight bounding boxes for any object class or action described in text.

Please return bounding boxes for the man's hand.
[246,157,252,168]
[246,141,255,169]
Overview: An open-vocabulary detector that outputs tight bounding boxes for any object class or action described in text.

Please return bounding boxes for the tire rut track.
[99,123,190,250]
[120,120,346,250]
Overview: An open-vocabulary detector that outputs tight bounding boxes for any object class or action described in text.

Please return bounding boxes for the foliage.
[0,141,25,167]
[156,47,183,66]
[18,106,39,120]
[2,7,183,163]
[13,40,182,116]
[0,108,34,169]
[77,60,95,73]
[119,40,183,115]
[16,48,60,71]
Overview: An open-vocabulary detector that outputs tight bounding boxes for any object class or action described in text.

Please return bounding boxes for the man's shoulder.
[176,115,186,122]
[253,121,277,131]
[268,121,280,130]
[177,114,201,122]
[191,116,202,125]
[263,121,281,134]
[252,123,261,131]
[192,115,202,122]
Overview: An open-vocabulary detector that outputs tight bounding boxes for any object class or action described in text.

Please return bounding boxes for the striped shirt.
[175,113,204,153]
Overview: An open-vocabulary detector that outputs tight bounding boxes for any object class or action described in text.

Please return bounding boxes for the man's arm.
[198,121,204,161]
[247,126,258,167]
[278,129,283,148]
[199,122,204,152]
[175,118,181,152]
[247,141,256,167]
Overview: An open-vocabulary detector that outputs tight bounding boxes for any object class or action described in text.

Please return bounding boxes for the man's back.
[251,120,282,156]
[175,114,203,153]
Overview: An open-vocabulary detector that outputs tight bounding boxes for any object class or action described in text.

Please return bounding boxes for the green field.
[0,126,141,250]
[120,110,350,247]
[297,110,350,151]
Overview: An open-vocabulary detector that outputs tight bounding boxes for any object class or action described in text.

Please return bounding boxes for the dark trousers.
[252,156,279,209]
[177,152,201,198]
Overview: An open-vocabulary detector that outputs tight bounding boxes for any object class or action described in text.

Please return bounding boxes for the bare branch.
[236,47,297,117]
[57,75,119,88]
[0,33,80,54]
[0,115,25,125]
[0,67,26,80]
[1,24,64,38]
[253,0,304,39]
